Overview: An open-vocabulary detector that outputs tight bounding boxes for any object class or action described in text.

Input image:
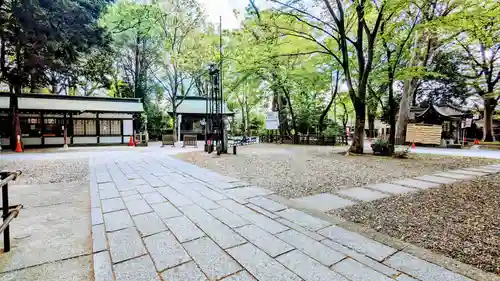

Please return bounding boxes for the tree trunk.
[172,108,177,143]
[367,114,375,138]
[350,98,365,154]
[483,98,497,142]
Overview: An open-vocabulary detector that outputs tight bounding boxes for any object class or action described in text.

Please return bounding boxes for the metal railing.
[1,170,22,253]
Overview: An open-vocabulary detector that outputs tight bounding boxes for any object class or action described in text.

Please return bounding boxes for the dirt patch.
[176,144,500,198]
[334,174,500,274]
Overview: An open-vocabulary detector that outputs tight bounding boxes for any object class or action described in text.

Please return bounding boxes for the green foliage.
[0,0,111,93]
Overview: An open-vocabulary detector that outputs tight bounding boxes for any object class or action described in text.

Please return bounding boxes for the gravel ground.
[334,174,500,274]
[176,144,500,198]
[0,158,89,185]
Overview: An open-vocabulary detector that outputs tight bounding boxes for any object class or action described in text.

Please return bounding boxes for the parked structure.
[0,93,143,149]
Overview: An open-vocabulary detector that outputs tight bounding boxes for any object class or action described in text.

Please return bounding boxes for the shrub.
[371,139,393,156]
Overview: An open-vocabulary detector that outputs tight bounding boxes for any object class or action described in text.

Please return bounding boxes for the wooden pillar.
[96,113,100,144]
[40,112,45,146]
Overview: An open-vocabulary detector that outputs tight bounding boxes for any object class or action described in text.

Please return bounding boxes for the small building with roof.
[0,92,144,149]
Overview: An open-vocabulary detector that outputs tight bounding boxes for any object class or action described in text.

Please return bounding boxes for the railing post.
[1,171,10,252]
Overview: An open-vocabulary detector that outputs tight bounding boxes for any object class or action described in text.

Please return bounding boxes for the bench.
[183,135,198,148]
[161,134,175,147]
[1,170,23,253]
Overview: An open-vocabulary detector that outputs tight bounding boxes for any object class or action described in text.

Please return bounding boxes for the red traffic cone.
[15,135,23,153]
[128,136,135,147]
[411,142,416,149]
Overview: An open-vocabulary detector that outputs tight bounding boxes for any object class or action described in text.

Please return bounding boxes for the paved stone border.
[267,192,500,281]
[88,156,500,281]
[290,165,500,213]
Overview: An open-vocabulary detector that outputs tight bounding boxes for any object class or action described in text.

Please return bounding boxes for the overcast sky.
[199,0,270,29]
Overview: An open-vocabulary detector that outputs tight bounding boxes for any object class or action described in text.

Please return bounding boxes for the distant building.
[170,96,233,140]
[0,92,143,149]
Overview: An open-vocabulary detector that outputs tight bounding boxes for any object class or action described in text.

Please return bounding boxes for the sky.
[199,0,269,29]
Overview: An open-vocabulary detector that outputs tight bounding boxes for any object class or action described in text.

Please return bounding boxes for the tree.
[448,2,500,141]
[268,0,396,153]
[395,0,462,143]
[0,0,111,148]
[101,0,161,100]
[153,0,205,141]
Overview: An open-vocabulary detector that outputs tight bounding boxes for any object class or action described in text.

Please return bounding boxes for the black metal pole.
[1,171,10,252]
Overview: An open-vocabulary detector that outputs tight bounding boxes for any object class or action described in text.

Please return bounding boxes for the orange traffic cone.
[15,135,22,153]
[128,136,135,147]
[411,142,416,149]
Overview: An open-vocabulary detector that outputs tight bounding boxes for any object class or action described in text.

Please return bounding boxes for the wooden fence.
[260,135,348,146]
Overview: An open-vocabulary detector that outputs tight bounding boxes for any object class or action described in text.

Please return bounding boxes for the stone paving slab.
[220,271,256,281]
[142,192,167,204]
[101,197,126,213]
[225,186,274,200]
[364,183,417,195]
[235,225,294,257]
[227,243,301,281]
[132,212,167,237]
[124,198,153,216]
[447,169,488,176]
[434,172,474,180]
[143,231,191,271]
[209,207,250,228]
[180,204,247,249]
[392,178,441,189]
[275,218,325,241]
[108,227,147,263]
[321,239,399,277]
[217,199,253,215]
[183,237,242,280]
[92,207,104,225]
[135,184,156,194]
[463,167,499,173]
[332,258,393,281]
[337,187,391,202]
[396,274,419,281]
[291,193,355,212]
[164,215,205,243]
[157,186,194,206]
[103,210,134,232]
[93,251,114,281]
[318,226,397,261]
[120,190,139,197]
[277,229,345,266]
[239,211,289,234]
[151,202,182,219]
[99,186,120,200]
[160,261,207,281]
[92,224,107,253]
[414,175,457,184]
[247,203,280,219]
[113,255,160,281]
[384,252,473,281]
[191,184,228,201]
[96,173,112,183]
[276,250,348,281]
[276,208,331,231]
[248,196,287,212]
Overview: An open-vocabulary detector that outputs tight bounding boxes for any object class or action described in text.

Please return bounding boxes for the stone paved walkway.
[290,165,500,213]
[90,155,495,281]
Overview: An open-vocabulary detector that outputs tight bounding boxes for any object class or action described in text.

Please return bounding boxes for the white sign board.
[123,120,133,135]
[465,118,472,128]
[265,111,279,130]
